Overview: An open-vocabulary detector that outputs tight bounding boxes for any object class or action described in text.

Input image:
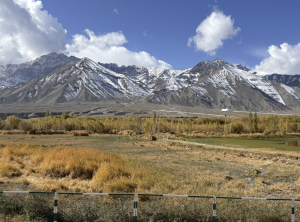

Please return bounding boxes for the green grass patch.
[187,135,300,151]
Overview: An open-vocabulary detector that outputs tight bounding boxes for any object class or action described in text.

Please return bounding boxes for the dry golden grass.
[0,163,21,177]
[1,130,28,135]
[0,143,160,193]
[30,147,110,179]
[118,130,137,136]
[1,133,300,199]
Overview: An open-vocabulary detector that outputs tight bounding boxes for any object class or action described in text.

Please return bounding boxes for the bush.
[5,116,21,129]
[18,121,33,131]
[86,120,105,133]
[62,122,74,131]
[231,122,244,134]
[0,119,5,130]
[2,123,12,130]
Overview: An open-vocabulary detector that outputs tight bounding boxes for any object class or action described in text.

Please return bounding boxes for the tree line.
[0,112,300,135]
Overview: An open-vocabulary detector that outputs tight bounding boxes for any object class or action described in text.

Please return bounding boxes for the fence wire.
[58,194,133,222]
[138,195,212,222]
[217,198,291,222]
[0,192,54,222]
[0,192,299,222]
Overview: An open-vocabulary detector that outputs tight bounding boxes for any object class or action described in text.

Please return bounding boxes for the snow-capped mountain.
[142,60,300,111]
[99,62,191,93]
[0,52,79,87]
[0,58,151,105]
[1,53,300,111]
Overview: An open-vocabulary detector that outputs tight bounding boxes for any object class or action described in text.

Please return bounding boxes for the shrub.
[5,116,21,129]
[18,121,33,131]
[62,122,74,131]
[2,123,12,130]
[231,122,244,134]
[0,119,5,130]
[86,120,105,133]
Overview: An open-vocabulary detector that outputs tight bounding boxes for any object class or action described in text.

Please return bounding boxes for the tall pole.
[157,115,159,134]
[224,115,227,136]
[152,111,156,135]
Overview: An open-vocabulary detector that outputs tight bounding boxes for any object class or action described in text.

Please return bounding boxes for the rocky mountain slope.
[0,58,151,105]
[144,64,291,111]
[1,53,300,112]
[0,52,79,88]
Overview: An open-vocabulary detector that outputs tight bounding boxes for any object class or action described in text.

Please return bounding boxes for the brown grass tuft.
[0,163,22,177]
[118,130,137,136]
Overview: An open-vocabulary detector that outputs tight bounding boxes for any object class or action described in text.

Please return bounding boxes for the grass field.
[1,132,300,199]
[184,134,300,151]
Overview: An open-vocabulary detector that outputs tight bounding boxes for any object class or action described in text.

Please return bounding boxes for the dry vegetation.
[0,122,300,220]
[0,132,299,200]
[0,113,300,197]
[0,142,164,194]
[1,111,300,136]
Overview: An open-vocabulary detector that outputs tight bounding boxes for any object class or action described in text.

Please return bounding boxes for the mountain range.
[1,52,300,112]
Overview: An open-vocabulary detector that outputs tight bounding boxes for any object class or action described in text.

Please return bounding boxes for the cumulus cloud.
[0,0,66,65]
[65,30,173,69]
[188,10,240,56]
[113,9,118,15]
[254,43,300,75]
[0,0,172,69]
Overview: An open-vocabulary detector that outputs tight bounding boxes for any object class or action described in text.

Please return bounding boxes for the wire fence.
[0,191,298,222]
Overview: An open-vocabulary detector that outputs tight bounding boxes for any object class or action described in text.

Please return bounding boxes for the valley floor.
[0,132,300,199]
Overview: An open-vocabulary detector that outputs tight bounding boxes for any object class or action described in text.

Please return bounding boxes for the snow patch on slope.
[281,84,300,100]
[226,65,286,105]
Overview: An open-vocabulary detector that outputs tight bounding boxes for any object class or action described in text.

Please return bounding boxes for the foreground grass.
[1,132,300,221]
[0,142,168,193]
[0,133,300,199]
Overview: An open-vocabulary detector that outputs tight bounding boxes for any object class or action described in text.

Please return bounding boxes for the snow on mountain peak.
[2,54,300,111]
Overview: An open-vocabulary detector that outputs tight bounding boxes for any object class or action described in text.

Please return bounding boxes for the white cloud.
[0,0,172,69]
[0,0,66,65]
[65,29,173,69]
[113,9,118,15]
[143,30,147,37]
[188,10,240,56]
[254,43,300,75]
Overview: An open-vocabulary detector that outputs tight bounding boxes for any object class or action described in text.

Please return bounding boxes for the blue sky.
[1,0,300,74]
